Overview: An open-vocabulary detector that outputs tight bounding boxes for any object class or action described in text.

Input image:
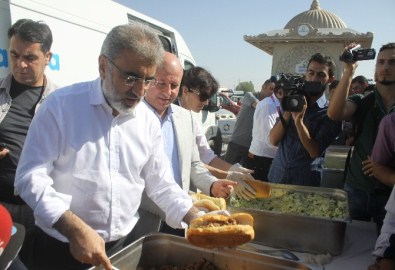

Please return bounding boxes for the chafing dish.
[90,233,311,270]
[228,183,349,255]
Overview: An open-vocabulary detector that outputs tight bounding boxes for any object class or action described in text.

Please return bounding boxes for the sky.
[115,0,395,91]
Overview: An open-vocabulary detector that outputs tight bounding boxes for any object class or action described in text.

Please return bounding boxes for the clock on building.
[297,24,310,36]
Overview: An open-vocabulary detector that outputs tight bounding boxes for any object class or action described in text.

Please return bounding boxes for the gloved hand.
[227,171,256,201]
[226,171,254,181]
[191,209,231,222]
[205,209,230,216]
[229,163,254,174]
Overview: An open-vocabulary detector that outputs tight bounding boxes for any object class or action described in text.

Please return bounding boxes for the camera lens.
[289,98,299,108]
[340,51,354,63]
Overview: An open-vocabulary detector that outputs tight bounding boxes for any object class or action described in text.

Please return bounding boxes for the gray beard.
[102,86,138,115]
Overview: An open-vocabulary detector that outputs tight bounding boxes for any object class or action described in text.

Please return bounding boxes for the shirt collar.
[315,94,327,108]
[142,98,173,123]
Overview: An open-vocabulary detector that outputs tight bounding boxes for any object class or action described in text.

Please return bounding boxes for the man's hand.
[342,42,359,71]
[211,180,236,198]
[368,258,395,270]
[190,209,231,222]
[54,210,112,270]
[0,148,9,159]
[362,155,374,177]
[68,224,111,269]
[291,96,307,123]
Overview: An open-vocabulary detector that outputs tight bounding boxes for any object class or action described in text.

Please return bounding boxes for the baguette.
[186,213,254,248]
[190,192,226,211]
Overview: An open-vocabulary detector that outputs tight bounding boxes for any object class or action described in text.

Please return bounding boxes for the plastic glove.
[190,209,230,222]
[229,163,254,174]
[227,171,256,201]
[205,209,230,216]
[226,171,254,182]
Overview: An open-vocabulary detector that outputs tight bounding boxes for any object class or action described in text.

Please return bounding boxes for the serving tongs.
[244,179,272,199]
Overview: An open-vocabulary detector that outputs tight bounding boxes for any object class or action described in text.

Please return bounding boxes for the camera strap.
[278,111,288,130]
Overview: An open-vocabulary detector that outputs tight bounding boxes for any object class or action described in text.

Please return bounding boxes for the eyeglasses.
[153,80,180,90]
[104,55,155,88]
[188,88,210,102]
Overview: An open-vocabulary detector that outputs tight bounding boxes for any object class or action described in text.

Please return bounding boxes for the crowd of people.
[0,17,394,270]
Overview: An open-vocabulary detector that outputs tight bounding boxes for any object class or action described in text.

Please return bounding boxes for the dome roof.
[284,0,347,29]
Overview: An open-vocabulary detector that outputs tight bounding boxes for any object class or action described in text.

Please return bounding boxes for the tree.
[235,81,254,93]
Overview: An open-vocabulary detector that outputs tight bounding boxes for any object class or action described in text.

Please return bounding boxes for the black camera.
[339,44,376,63]
[275,73,324,112]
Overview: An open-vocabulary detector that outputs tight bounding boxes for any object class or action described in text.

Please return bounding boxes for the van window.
[159,36,172,53]
[184,60,194,70]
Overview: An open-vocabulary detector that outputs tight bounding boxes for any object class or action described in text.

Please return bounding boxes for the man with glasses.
[14,23,220,270]
[177,67,256,199]
[130,52,237,238]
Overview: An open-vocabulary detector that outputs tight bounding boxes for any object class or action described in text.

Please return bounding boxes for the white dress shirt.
[15,78,193,243]
[249,94,280,158]
[191,111,217,164]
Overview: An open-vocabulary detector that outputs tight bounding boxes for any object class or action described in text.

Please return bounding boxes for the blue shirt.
[268,95,342,186]
[143,100,182,187]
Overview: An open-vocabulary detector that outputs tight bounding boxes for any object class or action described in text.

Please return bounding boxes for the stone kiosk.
[244,0,373,79]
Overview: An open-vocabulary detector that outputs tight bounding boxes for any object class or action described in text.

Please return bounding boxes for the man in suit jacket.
[129,52,235,238]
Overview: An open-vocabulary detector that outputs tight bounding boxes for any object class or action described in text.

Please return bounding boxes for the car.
[218,92,241,115]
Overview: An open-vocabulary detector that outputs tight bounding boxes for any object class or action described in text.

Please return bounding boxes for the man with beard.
[14,23,218,270]
[328,42,395,233]
[268,53,342,187]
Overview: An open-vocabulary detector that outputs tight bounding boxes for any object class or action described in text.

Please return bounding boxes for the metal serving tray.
[90,233,311,270]
[228,183,350,256]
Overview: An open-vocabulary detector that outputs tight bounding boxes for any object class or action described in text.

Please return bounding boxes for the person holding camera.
[267,53,342,187]
[327,42,395,233]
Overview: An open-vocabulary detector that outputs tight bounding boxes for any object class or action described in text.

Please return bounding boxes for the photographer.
[268,53,342,187]
[327,42,395,233]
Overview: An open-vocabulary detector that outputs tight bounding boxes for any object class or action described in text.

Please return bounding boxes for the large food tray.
[90,233,311,270]
[228,183,350,255]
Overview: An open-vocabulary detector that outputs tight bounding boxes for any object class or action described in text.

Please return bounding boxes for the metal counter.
[90,233,311,270]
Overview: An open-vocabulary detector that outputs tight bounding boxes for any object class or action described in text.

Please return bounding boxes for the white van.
[0,0,222,153]
[0,0,196,85]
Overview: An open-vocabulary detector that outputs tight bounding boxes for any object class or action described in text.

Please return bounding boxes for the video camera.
[275,73,324,112]
[339,44,376,63]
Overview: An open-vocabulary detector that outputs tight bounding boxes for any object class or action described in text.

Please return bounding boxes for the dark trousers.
[245,153,273,181]
[20,226,129,270]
